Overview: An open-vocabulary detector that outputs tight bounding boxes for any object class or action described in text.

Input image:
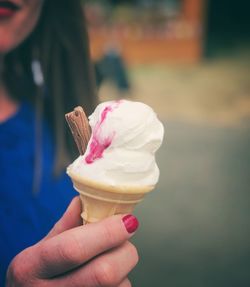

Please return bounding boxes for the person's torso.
[0,102,76,284]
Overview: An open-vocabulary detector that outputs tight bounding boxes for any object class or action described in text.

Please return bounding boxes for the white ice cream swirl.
[69,100,164,187]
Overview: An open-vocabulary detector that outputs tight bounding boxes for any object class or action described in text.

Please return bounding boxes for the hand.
[6,197,139,287]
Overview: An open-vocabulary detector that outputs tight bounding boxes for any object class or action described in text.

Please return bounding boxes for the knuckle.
[6,251,30,286]
[39,244,53,267]
[120,279,132,287]
[66,233,87,263]
[94,260,117,287]
[54,238,81,265]
[100,217,128,248]
[6,257,24,285]
[102,224,117,246]
[125,242,139,266]
[43,235,84,267]
[39,234,87,272]
[6,248,46,287]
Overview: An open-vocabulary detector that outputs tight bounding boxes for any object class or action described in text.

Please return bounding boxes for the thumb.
[42,196,82,241]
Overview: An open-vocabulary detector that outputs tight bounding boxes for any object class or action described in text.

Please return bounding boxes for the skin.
[6,198,138,287]
[1,1,139,286]
[0,0,44,54]
[0,0,44,121]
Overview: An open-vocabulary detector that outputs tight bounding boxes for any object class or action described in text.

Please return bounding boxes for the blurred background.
[85,0,250,286]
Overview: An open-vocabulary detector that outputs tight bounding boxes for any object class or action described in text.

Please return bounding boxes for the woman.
[0,0,139,286]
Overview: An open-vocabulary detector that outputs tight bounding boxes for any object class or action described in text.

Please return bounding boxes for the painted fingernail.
[122,214,139,234]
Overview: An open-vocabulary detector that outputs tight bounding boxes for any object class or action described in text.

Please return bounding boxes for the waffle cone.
[67,170,154,224]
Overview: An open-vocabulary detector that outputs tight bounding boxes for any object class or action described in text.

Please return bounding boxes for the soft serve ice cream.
[68,100,164,187]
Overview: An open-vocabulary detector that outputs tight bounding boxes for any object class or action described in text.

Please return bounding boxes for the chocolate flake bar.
[65,106,91,155]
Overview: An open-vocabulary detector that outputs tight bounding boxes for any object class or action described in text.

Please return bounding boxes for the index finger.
[33,214,139,278]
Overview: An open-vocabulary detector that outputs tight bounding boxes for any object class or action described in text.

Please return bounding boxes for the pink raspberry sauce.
[85,101,121,164]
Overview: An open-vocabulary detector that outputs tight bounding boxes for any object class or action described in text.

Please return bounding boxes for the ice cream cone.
[67,169,154,224]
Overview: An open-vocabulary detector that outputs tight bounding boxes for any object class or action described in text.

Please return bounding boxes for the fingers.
[43,196,82,241]
[118,278,132,287]
[33,214,139,278]
[52,241,138,287]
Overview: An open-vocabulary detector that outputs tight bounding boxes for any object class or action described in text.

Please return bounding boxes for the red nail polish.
[122,214,139,234]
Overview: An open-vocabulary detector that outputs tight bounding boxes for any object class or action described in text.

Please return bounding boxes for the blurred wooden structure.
[88,0,206,65]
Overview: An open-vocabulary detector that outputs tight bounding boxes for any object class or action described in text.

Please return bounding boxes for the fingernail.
[122,214,139,234]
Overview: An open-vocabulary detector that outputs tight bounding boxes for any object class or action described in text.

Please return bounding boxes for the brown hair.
[3,0,97,182]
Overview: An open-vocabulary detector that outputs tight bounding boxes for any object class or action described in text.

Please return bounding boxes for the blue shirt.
[0,102,76,285]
